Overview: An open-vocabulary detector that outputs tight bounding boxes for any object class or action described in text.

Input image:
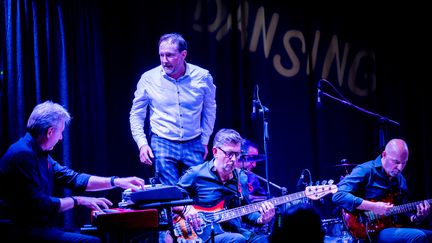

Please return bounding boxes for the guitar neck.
[214,191,306,222]
[388,199,432,216]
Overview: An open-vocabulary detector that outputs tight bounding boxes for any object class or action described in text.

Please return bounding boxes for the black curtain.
[1,0,109,226]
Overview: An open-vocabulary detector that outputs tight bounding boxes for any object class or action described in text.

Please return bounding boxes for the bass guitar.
[342,198,432,240]
[173,184,338,242]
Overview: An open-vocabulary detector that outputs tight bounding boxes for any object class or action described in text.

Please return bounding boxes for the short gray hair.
[27,100,71,137]
[213,128,243,148]
[159,33,188,52]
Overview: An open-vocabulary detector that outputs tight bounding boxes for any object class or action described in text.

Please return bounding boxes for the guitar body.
[341,195,412,240]
[173,184,338,242]
[341,208,396,240]
[173,201,226,242]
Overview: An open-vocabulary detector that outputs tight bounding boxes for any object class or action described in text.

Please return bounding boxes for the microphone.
[251,85,258,119]
[296,172,305,190]
[316,80,321,108]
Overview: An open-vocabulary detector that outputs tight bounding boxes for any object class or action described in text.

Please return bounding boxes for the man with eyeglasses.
[172,128,275,243]
[332,138,432,242]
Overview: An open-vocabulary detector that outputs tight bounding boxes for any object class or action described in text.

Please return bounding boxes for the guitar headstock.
[304,181,338,200]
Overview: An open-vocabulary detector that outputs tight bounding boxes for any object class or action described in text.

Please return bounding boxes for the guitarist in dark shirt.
[332,138,432,242]
[172,128,275,243]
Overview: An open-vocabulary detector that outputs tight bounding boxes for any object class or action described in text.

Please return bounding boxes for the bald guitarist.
[332,139,432,242]
[172,128,275,243]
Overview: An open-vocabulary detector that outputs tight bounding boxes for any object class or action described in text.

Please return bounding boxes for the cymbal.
[239,154,266,162]
[334,163,357,167]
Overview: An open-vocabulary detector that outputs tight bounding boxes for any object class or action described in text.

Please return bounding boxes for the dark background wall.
[1,0,431,226]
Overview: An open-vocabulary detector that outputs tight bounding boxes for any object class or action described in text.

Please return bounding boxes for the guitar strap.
[220,169,244,208]
[233,168,245,203]
[238,169,252,204]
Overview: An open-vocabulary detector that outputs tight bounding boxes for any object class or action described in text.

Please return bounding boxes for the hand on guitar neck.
[412,200,431,223]
[256,201,276,224]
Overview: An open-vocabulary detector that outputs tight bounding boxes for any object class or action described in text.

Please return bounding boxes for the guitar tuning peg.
[315,181,320,186]
[321,180,327,185]
[328,179,334,185]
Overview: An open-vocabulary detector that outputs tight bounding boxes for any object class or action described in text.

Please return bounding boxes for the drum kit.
[322,218,354,243]
[330,159,357,183]
[321,160,357,243]
[334,159,357,177]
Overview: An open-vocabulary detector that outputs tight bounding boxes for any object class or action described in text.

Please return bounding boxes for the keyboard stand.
[135,199,194,238]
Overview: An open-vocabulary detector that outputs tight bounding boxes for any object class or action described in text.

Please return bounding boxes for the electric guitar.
[342,198,432,240]
[173,184,338,242]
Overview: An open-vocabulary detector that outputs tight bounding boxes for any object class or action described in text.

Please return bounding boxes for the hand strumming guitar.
[357,200,394,215]
[183,205,202,230]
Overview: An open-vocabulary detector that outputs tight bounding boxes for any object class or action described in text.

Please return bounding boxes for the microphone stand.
[249,171,287,195]
[257,99,271,199]
[318,79,400,149]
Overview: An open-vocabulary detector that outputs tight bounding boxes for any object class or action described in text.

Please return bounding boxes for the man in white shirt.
[129,32,217,186]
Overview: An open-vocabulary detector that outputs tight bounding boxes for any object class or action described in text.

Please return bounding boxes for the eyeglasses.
[217,147,241,159]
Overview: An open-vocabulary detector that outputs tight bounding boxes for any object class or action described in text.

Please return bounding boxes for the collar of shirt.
[161,61,190,82]
[25,133,49,157]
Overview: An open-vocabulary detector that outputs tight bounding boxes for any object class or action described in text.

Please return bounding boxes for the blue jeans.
[376,227,432,243]
[151,134,205,186]
[213,232,247,242]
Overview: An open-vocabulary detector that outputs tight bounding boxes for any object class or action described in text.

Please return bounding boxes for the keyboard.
[120,184,184,207]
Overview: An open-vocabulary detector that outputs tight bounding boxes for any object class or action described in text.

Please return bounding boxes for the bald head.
[382,138,409,177]
[385,139,409,161]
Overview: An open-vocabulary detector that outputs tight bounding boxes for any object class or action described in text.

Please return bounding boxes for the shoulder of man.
[141,65,163,77]
[186,63,211,76]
